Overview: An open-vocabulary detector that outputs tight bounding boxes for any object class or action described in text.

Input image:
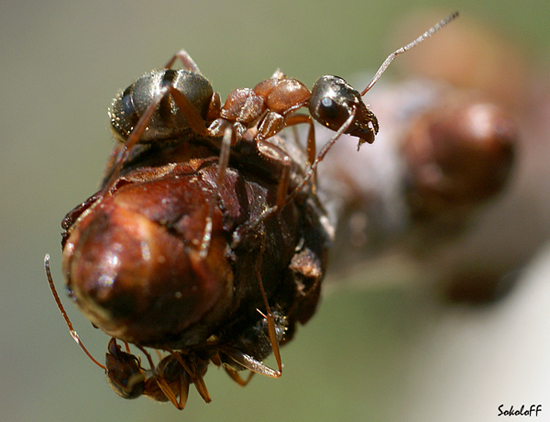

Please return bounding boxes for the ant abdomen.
[109,69,214,143]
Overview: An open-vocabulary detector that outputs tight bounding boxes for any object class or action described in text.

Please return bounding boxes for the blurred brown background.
[2,1,549,421]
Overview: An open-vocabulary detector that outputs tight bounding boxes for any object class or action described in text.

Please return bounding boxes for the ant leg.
[285,107,357,208]
[233,108,351,240]
[285,113,317,193]
[102,85,172,195]
[220,237,284,378]
[165,85,209,136]
[135,348,190,409]
[229,140,292,250]
[168,351,212,404]
[222,348,281,378]
[277,156,291,211]
[188,364,210,404]
[199,125,233,258]
[209,351,255,385]
[155,370,189,410]
[103,83,209,196]
[164,49,202,74]
[44,254,106,370]
[255,138,292,211]
[134,345,156,374]
[223,243,284,378]
[285,114,316,166]
[254,237,283,377]
[222,366,255,386]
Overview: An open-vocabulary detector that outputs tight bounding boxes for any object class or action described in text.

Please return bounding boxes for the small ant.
[105,11,458,212]
[45,255,288,409]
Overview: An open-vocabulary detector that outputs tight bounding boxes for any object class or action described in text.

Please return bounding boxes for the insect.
[45,12,458,410]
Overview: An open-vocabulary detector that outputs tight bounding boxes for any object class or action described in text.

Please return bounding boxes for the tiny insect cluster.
[46,13,458,409]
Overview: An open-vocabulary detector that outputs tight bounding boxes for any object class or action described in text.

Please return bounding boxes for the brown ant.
[46,12,458,410]
[45,255,288,409]
[104,11,458,213]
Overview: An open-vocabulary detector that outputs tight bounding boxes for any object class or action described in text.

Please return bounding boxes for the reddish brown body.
[62,138,329,348]
[60,133,330,404]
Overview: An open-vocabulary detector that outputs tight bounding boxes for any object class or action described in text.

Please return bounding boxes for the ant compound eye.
[318,97,340,121]
[121,87,136,116]
[110,86,139,142]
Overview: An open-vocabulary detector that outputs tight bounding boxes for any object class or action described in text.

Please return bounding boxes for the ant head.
[105,338,146,399]
[309,75,379,148]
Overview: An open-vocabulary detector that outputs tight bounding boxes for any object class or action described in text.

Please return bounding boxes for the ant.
[46,255,289,409]
[104,11,458,214]
[46,12,458,410]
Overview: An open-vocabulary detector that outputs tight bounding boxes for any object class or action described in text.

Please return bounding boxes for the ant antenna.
[361,11,459,96]
[44,254,106,370]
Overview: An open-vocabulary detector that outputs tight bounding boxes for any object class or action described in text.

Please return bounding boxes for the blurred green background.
[2,1,550,421]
